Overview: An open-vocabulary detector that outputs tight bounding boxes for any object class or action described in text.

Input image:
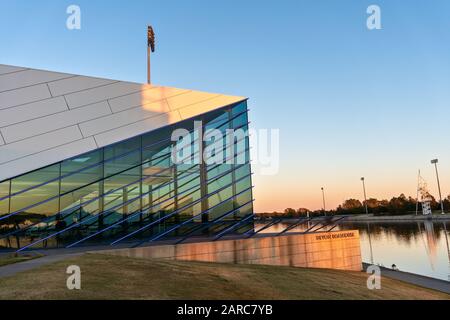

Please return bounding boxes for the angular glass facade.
[0,101,254,251]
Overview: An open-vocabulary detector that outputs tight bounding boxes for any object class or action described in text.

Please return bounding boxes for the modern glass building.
[0,64,254,251]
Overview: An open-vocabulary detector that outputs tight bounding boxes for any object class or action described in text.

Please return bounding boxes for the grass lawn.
[0,253,448,300]
[0,253,43,267]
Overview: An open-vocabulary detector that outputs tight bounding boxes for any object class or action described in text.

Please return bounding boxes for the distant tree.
[364,198,380,213]
[342,199,362,209]
[365,198,379,208]
[444,195,450,211]
[388,194,409,214]
[284,208,297,217]
[296,208,309,216]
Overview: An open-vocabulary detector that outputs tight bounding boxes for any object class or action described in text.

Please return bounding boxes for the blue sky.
[1,0,450,211]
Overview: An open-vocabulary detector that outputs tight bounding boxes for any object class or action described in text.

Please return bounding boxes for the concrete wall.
[99,230,362,271]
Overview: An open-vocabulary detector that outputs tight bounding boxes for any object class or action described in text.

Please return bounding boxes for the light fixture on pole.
[361,177,368,215]
[431,159,445,214]
[361,177,373,263]
[147,25,156,85]
[321,187,326,216]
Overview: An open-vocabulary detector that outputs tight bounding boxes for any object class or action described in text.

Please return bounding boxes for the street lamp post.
[431,159,445,214]
[361,177,374,263]
[361,177,369,215]
[321,187,326,216]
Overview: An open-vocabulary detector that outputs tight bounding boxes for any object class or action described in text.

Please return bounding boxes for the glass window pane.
[13,196,59,217]
[235,165,251,181]
[232,112,248,130]
[103,166,141,226]
[205,111,228,131]
[235,189,252,209]
[10,164,60,214]
[232,101,247,116]
[235,176,252,195]
[61,150,102,194]
[0,180,10,216]
[208,172,232,194]
[104,137,141,176]
[11,164,59,194]
[59,182,101,215]
[235,201,253,218]
[209,197,234,220]
[208,186,233,208]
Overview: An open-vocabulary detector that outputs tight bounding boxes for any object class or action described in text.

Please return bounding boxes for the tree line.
[257,193,450,218]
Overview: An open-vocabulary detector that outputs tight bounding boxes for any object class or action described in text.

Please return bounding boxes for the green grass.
[0,253,43,267]
[0,253,448,300]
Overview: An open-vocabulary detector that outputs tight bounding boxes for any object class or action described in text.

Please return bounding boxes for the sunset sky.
[1,0,450,212]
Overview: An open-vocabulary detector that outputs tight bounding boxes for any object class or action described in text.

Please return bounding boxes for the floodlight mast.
[321,187,326,216]
[147,26,156,85]
[431,158,445,214]
[361,177,369,215]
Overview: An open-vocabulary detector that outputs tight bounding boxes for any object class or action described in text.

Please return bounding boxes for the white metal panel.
[0,84,51,110]
[0,126,83,164]
[0,137,97,182]
[0,69,72,92]
[79,100,170,137]
[93,111,181,148]
[0,97,68,128]
[0,65,27,75]
[166,91,219,110]
[48,76,117,96]
[108,86,189,113]
[1,101,111,143]
[64,82,144,109]
[0,64,247,180]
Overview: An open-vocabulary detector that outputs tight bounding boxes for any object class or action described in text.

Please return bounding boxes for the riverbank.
[265,213,450,223]
[0,253,448,299]
[343,213,450,222]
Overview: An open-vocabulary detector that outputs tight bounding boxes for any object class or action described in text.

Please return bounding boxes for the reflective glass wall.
[0,101,253,250]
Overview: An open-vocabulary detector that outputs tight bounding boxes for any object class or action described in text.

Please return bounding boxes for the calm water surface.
[256,220,450,282]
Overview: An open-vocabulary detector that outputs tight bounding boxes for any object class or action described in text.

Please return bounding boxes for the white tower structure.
[417,172,433,215]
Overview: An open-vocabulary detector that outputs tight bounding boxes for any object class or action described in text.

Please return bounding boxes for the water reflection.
[256,220,450,281]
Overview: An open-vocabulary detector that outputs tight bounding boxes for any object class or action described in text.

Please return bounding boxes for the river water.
[255,220,450,282]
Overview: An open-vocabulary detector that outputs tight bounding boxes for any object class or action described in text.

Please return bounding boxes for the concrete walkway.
[363,263,450,294]
[0,253,82,279]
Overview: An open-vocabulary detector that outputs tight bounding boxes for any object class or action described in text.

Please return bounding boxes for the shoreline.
[340,213,450,223]
[257,214,450,223]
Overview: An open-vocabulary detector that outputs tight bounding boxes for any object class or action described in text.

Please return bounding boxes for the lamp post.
[361,177,374,263]
[431,159,445,214]
[321,187,326,216]
[361,177,368,215]
[361,178,373,263]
